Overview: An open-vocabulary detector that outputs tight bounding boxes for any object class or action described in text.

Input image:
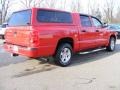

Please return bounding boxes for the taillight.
[29,31,39,47]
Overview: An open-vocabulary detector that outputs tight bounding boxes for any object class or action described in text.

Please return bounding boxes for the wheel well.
[57,38,74,48]
[55,38,74,53]
[110,35,116,41]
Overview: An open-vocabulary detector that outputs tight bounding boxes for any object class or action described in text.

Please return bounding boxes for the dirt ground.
[0,40,120,90]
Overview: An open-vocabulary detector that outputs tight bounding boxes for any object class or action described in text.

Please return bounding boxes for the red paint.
[4,8,117,58]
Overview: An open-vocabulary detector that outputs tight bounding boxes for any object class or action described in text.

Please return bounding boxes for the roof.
[12,7,96,17]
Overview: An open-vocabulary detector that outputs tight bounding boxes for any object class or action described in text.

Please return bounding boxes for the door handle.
[81,30,86,32]
[96,30,99,32]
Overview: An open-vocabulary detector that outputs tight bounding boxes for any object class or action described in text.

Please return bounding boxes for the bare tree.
[20,0,44,9]
[0,0,13,24]
[103,0,115,23]
[0,0,2,24]
[94,8,102,20]
[57,0,67,10]
[88,0,99,15]
[87,0,91,14]
[43,0,57,8]
[114,7,120,23]
[87,0,102,20]
[62,0,67,9]
[57,0,81,12]
[87,0,96,15]
[71,0,81,12]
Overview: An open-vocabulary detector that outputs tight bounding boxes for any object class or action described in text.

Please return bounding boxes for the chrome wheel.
[60,48,71,63]
[54,43,72,66]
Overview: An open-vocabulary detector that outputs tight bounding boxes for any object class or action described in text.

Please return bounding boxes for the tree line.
[0,0,120,24]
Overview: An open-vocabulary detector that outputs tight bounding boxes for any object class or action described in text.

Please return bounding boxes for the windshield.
[8,10,31,26]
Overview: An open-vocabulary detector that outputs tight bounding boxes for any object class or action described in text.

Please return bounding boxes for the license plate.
[13,46,18,52]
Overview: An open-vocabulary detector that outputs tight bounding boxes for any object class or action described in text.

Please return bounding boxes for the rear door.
[78,15,97,50]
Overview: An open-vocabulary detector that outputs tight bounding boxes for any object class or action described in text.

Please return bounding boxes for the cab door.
[78,15,97,51]
[91,17,106,46]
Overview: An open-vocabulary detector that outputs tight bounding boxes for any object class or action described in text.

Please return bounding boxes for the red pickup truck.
[4,8,117,66]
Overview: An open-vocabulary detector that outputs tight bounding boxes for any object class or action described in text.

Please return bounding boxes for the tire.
[106,37,116,51]
[54,43,73,67]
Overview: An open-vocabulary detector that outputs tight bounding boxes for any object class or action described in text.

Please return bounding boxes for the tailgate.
[5,26,31,46]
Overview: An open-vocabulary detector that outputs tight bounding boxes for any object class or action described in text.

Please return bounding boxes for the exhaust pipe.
[11,53,19,57]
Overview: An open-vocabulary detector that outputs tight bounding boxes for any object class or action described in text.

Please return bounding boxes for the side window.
[80,15,92,27]
[37,10,72,23]
[92,17,102,27]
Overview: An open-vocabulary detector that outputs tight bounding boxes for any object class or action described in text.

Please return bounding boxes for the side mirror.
[102,22,108,28]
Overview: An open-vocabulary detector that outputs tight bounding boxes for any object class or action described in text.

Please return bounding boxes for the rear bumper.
[4,43,39,58]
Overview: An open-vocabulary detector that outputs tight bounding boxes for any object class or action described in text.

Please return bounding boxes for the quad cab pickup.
[4,8,117,66]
